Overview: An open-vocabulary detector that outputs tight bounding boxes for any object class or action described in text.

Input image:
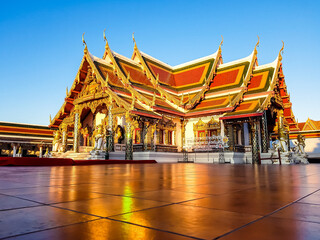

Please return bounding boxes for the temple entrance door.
[80,109,94,150]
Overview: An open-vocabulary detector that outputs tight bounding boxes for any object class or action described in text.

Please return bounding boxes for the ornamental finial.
[132,32,136,43]
[66,87,68,97]
[255,35,260,49]
[82,32,87,53]
[103,29,107,42]
[49,114,52,123]
[132,32,137,49]
[219,35,223,50]
[279,40,284,61]
[103,29,110,51]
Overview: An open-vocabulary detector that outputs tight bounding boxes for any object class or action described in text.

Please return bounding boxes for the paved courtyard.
[0,163,319,239]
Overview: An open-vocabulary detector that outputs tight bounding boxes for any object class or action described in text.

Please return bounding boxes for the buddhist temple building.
[45,32,309,164]
[290,118,320,160]
[0,121,53,157]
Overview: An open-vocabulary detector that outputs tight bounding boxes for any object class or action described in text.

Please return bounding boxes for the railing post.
[278,148,282,165]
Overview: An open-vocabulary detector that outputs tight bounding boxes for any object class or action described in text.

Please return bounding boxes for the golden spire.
[49,114,52,123]
[103,29,110,50]
[219,35,223,50]
[253,35,260,55]
[255,35,260,48]
[278,40,284,61]
[82,32,87,53]
[103,29,107,41]
[132,32,137,50]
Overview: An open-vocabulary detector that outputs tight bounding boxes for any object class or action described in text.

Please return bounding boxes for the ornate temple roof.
[298,118,320,131]
[0,121,53,144]
[49,33,299,133]
[289,118,320,139]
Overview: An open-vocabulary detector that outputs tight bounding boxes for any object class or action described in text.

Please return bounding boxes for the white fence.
[185,135,229,152]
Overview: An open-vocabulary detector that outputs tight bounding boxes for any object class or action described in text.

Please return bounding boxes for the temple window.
[155,118,176,145]
[159,129,164,144]
[198,130,206,139]
[168,130,173,145]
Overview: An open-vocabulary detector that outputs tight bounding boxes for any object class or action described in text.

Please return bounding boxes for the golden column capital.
[61,123,68,132]
[74,105,80,113]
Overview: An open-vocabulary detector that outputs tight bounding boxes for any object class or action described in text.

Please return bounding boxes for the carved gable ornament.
[193,119,206,131]
[207,117,220,129]
[193,118,220,131]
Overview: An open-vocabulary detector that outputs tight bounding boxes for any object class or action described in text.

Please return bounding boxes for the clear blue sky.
[0,0,319,125]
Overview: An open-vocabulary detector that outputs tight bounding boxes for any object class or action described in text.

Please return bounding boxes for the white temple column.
[61,123,68,152]
[39,146,43,158]
[220,120,225,137]
[12,145,17,157]
[73,106,80,153]
[125,119,133,160]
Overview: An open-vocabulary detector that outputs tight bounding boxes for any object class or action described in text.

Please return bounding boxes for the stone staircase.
[79,146,94,153]
[51,148,92,160]
[64,151,91,160]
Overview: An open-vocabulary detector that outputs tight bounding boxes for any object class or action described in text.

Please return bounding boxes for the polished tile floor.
[0,163,319,239]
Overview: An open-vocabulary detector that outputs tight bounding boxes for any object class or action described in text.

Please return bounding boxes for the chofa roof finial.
[132,32,137,50]
[279,40,285,61]
[82,32,87,53]
[253,35,260,55]
[103,28,110,51]
[255,35,260,48]
[219,35,223,50]
[103,29,107,42]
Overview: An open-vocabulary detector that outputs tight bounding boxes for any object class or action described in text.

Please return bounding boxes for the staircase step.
[54,150,92,160]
